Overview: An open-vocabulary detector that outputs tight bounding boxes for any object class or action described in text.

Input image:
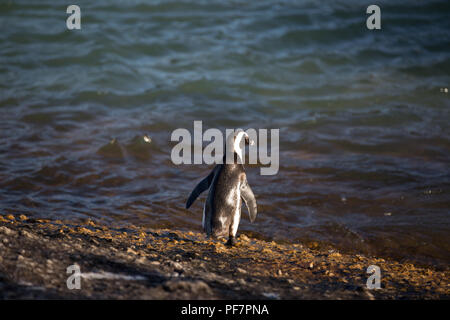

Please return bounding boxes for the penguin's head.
[232,130,254,148]
[228,130,254,163]
[242,133,255,147]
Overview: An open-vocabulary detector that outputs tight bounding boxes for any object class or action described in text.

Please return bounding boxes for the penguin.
[186,130,257,246]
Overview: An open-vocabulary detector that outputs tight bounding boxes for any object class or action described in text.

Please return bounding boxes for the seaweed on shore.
[0,214,448,299]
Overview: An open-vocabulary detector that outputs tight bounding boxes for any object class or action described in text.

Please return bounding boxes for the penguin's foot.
[226,236,236,247]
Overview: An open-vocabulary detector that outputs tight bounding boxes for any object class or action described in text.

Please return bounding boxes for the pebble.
[262,292,280,300]
[170,261,184,272]
[236,267,247,274]
[126,248,138,255]
[20,230,37,240]
[135,257,147,264]
[239,234,250,242]
[0,226,16,236]
[163,280,212,295]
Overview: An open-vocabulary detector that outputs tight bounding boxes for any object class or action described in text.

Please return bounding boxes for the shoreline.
[0,214,448,299]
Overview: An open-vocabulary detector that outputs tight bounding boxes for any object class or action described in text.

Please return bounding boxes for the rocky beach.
[0,214,448,300]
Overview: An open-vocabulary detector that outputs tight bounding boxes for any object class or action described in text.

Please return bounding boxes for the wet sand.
[0,214,448,299]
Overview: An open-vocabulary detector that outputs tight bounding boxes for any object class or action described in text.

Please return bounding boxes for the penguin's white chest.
[226,183,240,206]
[228,183,242,237]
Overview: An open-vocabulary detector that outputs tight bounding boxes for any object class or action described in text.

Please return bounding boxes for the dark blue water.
[0,0,449,267]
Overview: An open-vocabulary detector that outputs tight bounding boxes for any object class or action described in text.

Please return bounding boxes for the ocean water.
[0,0,449,268]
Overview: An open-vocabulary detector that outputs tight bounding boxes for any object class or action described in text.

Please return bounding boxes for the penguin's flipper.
[241,180,257,222]
[186,169,215,209]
